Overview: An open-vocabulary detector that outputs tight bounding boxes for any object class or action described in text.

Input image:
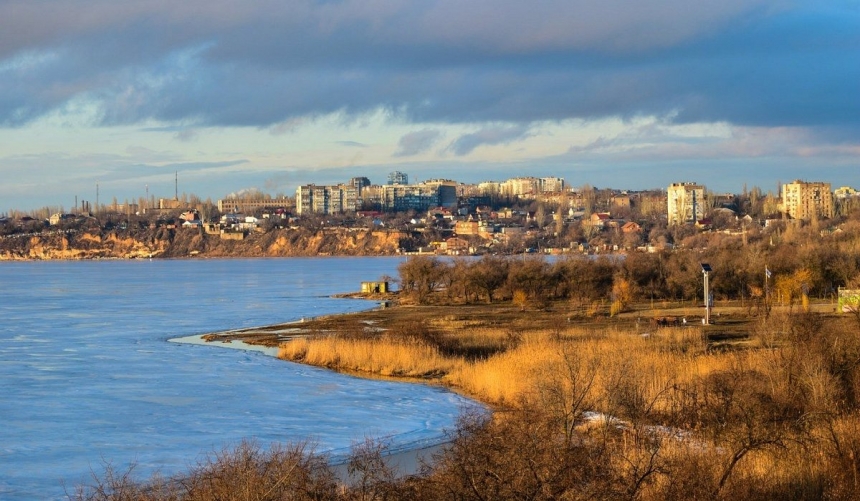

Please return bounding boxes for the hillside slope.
[0,227,408,260]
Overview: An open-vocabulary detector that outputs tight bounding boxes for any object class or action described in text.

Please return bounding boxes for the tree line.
[398,221,860,311]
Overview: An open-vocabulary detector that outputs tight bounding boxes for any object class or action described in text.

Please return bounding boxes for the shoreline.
[168,301,479,479]
[195,293,398,346]
[179,292,798,481]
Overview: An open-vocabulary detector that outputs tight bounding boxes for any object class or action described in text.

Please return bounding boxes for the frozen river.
[0,258,477,500]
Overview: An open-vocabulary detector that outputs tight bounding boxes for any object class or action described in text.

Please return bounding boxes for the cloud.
[269,117,307,135]
[449,125,533,155]
[174,129,198,142]
[562,121,860,165]
[0,1,855,133]
[394,129,442,156]
[336,140,367,147]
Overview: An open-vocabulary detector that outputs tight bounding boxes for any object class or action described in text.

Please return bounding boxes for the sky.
[0,0,858,212]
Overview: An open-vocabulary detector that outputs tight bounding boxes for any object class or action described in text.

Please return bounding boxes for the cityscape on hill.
[1,171,858,259]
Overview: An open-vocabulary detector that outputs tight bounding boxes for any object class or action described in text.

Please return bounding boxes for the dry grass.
[269,303,860,499]
[446,336,559,405]
[278,322,722,413]
[279,334,459,378]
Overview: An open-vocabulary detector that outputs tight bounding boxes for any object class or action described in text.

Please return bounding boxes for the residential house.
[585,212,611,229]
[621,221,642,234]
[445,237,470,255]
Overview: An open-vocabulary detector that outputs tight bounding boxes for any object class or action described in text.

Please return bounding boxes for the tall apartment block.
[387,171,409,185]
[781,180,833,220]
[296,184,362,215]
[297,176,456,215]
[539,177,566,192]
[494,176,567,197]
[667,182,705,224]
[380,180,457,211]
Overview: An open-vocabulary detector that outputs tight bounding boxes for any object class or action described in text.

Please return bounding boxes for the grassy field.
[207,295,842,409]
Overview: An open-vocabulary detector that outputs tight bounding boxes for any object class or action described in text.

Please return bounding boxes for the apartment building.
[834,186,857,199]
[387,171,408,185]
[296,175,456,214]
[539,177,566,192]
[667,182,706,224]
[216,197,292,213]
[501,177,540,196]
[781,180,833,220]
[421,179,458,207]
[494,176,567,197]
[380,180,457,212]
[477,181,502,197]
[296,184,362,215]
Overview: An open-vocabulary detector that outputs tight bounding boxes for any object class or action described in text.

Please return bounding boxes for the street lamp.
[701,263,712,324]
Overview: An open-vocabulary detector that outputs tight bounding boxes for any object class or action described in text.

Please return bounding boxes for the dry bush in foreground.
[72,441,337,501]
[178,441,336,501]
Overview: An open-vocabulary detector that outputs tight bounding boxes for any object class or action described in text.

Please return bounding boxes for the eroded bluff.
[0,227,409,260]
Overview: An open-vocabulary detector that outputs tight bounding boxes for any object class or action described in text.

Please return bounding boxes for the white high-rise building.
[667,182,705,224]
[539,177,565,192]
[296,184,362,215]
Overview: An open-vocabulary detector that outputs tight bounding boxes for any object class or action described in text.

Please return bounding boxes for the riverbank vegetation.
[76,225,860,500]
[77,307,860,500]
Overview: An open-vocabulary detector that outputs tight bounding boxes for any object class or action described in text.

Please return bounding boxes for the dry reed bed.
[447,326,721,409]
[279,334,457,378]
[277,314,860,499]
[279,325,719,411]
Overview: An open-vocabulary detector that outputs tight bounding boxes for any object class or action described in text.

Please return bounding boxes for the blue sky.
[1,0,858,212]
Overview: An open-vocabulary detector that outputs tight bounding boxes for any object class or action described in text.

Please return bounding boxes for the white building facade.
[667,182,706,224]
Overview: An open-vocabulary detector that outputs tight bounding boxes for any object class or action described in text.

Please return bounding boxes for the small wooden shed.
[361,281,389,294]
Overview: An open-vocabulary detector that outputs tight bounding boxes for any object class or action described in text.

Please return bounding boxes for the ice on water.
[0,258,478,501]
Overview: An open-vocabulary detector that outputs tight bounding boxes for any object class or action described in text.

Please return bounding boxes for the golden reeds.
[278,324,722,412]
[279,335,458,378]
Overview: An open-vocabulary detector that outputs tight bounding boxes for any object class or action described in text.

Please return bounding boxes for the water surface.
[0,258,475,500]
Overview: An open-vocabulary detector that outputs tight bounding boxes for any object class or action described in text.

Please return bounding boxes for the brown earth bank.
[0,227,407,260]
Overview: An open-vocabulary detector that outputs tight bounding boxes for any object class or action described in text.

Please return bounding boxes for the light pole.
[702,263,712,324]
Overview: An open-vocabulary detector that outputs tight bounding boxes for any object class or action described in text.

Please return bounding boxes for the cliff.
[0,227,409,260]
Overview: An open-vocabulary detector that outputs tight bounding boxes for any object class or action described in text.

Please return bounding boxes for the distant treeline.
[398,221,860,311]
